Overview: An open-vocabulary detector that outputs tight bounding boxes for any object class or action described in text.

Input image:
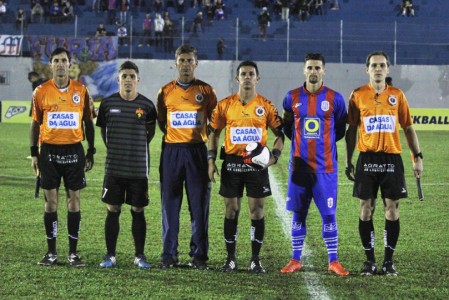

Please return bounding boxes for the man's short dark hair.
[236,60,259,76]
[119,60,139,74]
[50,47,71,63]
[305,53,325,66]
[28,71,39,81]
[175,44,198,60]
[366,51,390,67]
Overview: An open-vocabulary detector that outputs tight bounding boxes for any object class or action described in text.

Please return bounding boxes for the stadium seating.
[3,0,449,64]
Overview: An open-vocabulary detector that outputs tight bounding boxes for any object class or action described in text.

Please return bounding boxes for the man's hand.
[208,160,219,183]
[31,156,39,176]
[345,163,355,181]
[85,149,95,171]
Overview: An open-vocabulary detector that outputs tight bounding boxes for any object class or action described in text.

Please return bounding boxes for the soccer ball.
[242,142,271,170]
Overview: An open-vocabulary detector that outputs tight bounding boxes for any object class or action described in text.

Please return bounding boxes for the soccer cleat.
[281,259,302,273]
[99,255,116,268]
[328,261,349,276]
[68,253,85,267]
[38,252,58,266]
[159,256,179,269]
[360,260,378,276]
[381,261,399,276]
[221,257,237,272]
[134,255,151,269]
[248,258,266,274]
[188,257,208,270]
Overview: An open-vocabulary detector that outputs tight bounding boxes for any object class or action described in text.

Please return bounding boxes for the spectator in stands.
[0,1,6,18]
[31,1,44,23]
[176,0,186,13]
[281,0,290,20]
[92,0,101,12]
[28,71,46,116]
[154,12,164,48]
[108,0,117,25]
[62,1,74,22]
[163,14,175,53]
[402,0,414,17]
[139,13,152,47]
[153,0,163,13]
[297,0,309,22]
[49,1,63,23]
[216,37,225,60]
[15,8,27,31]
[214,1,225,20]
[386,76,393,86]
[314,0,323,15]
[117,23,128,46]
[257,7,271,42]
[96,22,107,36]
[191,11,203,35]
[205,2,214,23]
[118,0,130,25]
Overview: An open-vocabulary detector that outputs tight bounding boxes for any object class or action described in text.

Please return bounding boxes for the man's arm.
[207,126,221,183]
[146,123,156,144]
[84,119,95,171]
[282,110,293,140]
[403,125,423,178]
[30,120,40,175]
[344,125,357,181]
[268,125,285,167]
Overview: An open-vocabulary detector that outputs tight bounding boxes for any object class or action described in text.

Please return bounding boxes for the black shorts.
[353,152,408,200]
[219,155,271,199]
[101,175,149,208]
[39,143,86,191]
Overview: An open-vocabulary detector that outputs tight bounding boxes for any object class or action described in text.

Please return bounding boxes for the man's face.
[303,60,325,85]
[366,55,389,84]
[118,69,139,94]
[68,62,80,80]
[175,53,197,80]
[236,66,259,91]
[50,52,70,78]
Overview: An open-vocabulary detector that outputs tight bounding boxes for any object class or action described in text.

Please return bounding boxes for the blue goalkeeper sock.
[322,214,339,263]
[291,211,307,261]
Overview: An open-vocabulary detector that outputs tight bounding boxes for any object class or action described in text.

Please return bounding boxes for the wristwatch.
[414,152,423,160]
[87,147,96,155]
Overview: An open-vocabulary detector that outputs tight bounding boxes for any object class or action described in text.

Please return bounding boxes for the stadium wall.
[1,57,448,129]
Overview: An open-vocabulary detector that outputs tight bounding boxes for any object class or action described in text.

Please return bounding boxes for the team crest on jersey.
[72,93,81,104]
[255,106,265,117]
[135,108,144,119]
[195,93,204,103]
[388,95,397,106]
[321,100,330,111]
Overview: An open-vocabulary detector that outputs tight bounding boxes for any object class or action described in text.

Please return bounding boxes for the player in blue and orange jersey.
[30,47,95,267]
[345,51,422,276]
[281,53,349,276]
[157,44,217,270]
[208,60,284,273]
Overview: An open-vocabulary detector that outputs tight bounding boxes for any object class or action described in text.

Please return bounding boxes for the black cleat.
[381,261,399,276]
[38,252,58,266]
[68,253,85,267]
[159,256,179,269]
[188,257,208,270]
[248,258,266,274]
[360,260,378,276]
[221,257,237,272]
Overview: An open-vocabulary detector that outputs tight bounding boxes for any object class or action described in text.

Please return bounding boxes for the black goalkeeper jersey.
[96,93,157,178]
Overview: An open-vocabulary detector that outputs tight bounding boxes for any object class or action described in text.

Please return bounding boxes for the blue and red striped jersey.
[283,84,347,173]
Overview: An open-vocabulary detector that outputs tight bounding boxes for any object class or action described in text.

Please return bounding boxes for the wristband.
[87,147,96,155]
[272,149,281,164]
[207,150,217,161]
[414,152,423,160]
[30,146,39,157]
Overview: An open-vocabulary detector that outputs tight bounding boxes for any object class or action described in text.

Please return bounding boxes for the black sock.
[251,218,265,259]
[359,219,375,262]
[68,211,81,254]
[44,212,58,254]
[224,217,238,259]
[131,210,147,257]
[384,219,400,262]
[105,210,121,256]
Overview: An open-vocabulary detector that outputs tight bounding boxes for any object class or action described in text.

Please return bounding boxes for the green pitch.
[0,123,447,299]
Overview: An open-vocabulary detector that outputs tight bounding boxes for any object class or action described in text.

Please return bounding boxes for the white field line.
[269,170,331,300]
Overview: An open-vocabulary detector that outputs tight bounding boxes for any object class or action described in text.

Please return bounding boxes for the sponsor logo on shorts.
[363,163,395,173]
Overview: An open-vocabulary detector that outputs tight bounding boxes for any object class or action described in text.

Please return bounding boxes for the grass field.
[0,123,448,299]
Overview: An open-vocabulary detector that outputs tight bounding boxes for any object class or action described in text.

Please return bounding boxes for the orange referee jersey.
[347,84,413,154]
[157,79,217,143]
[32,79,92,145]
[210,93,282,156]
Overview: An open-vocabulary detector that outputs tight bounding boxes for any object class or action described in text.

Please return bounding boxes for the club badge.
[388,95,397,106]
[321,100,330,112]
[195,93,204,103]
[72,93,80,104]
[255,106,265,117]
[135,108,144,119]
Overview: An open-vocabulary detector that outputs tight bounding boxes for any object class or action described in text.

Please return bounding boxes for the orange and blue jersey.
[283,83,347,173]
